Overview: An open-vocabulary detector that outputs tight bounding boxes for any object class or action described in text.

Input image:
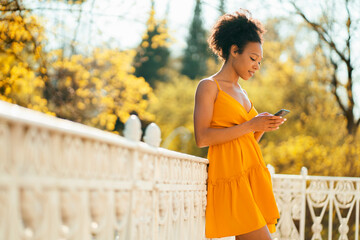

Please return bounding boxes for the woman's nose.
[253,62,260,70]
[255,62,261,70]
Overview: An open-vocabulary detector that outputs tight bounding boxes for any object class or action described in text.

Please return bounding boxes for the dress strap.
[213,79,221,91]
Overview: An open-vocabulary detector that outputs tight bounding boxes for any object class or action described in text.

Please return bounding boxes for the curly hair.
[208,9,266,61]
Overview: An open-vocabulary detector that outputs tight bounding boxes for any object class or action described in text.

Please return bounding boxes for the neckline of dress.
[218,89,253,114]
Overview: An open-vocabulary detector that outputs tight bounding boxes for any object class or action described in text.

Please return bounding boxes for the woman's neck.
[212,62,239,86]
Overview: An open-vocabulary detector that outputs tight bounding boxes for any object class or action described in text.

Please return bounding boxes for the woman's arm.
[193,80,285,147]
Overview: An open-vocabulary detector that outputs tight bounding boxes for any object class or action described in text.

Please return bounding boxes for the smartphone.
[274,109,290,117]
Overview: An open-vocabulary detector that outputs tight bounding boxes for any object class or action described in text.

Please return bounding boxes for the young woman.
[193,10,285,240]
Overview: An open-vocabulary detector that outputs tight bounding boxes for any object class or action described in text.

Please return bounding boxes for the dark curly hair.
[208,9,266,61]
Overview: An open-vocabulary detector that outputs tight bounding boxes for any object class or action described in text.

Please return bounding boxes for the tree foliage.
[0,0,155,133]
[218,0,226,15]
[181,0,209,80]
[148,69,207,156]
[133,1,170,88]
[286,0,360,136]
[0,1,50,113]
[45,49,155,132]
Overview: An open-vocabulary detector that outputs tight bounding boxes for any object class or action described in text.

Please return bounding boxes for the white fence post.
[124,115,142,142]
[300,167,308,240]
[144,123,161,147]
[124,115,141,240]
[144,122,161,240]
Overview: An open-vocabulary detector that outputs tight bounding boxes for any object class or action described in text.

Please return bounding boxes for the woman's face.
[232,42,263,80]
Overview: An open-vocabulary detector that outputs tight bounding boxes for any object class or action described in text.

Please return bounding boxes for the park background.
[1,0,360,177]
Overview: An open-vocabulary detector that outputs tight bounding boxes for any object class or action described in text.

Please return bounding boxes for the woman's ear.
[230,45,240,58]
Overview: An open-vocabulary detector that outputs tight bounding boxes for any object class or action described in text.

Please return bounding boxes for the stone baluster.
[144,123,161,147]
[124,115,142,142]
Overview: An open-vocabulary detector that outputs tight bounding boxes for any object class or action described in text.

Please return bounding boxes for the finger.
[269,116,283,120]
[272,118,286,124]
[268,119,283,125]
[267,123,280,128]
[270,122,284,127]
[274,119,286,124]
[265,126,279,132]
[267,122,283,129]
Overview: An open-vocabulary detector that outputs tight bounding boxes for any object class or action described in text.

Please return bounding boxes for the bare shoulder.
[196,78,218,97]
[195,78,218,103]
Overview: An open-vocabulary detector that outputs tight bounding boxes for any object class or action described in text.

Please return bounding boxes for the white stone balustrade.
[0,100,359,240]
[0,101,208,240]
[270,168,360,240]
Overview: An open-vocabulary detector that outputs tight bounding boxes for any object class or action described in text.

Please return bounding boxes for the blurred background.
[1,0,359,176]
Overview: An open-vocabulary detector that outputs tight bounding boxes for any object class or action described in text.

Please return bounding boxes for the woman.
[193,10,285,240]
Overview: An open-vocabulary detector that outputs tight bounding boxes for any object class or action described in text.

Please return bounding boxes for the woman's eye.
[250,57,255,61]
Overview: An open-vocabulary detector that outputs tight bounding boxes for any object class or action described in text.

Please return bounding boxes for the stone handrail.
[0,101,208,240]
[1,100,359,240]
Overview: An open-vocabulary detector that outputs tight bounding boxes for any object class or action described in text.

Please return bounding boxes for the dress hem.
[205,222,268,239]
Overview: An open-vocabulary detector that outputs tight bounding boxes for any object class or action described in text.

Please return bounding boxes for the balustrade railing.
[0,101,208,240]
[0,100,359,240]
[270,167,360,240]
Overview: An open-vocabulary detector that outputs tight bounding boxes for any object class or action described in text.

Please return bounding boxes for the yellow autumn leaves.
[0,54,51,114]
[0,11,154,133]
[142,9,171,49]
[45,48,155,131]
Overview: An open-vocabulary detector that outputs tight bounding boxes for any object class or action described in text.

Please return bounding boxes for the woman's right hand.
[248,113,286,132]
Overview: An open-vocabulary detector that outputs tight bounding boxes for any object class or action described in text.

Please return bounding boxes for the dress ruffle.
[205,164,279,238]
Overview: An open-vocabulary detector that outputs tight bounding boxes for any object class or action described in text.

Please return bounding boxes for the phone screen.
[274,109,290,117]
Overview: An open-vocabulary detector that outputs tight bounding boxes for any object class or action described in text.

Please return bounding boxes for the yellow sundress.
[205,79,280,238]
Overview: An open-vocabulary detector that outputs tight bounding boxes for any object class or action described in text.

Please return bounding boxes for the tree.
[45,48,155,132]
[208,0,226,65]
[0,0,155,133]
[148,69,207,157]
[181,0,209,80]
[285,0,360,136]
[133,0,170,88]
[0,0,51,114]
[219,0,226,15]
